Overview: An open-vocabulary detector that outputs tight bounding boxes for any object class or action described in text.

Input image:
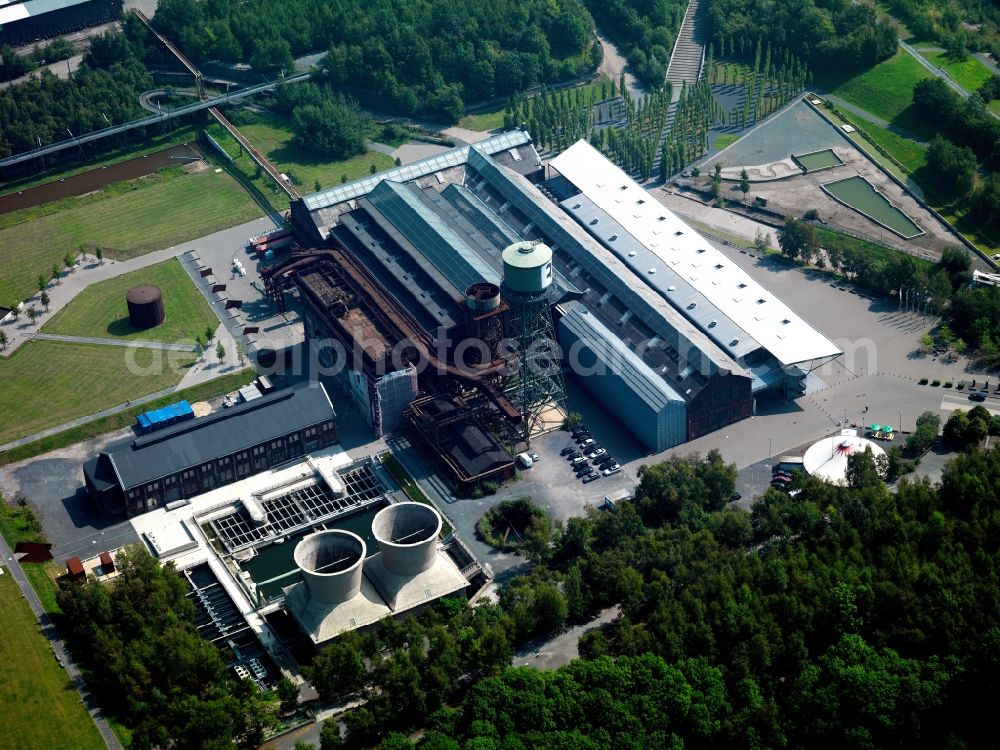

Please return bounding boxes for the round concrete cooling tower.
[126,285,165,329]
[293,530,366,604]
[371,502,442,576]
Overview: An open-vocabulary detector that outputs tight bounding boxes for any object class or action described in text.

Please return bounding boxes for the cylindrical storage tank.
[371,502,441,576]
[502,241,553,295]
[126,285,165,329]
[293,530,366,604]
[465,282,501,312]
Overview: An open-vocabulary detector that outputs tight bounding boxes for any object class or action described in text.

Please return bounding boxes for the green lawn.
[0,570,105,750]
[837,110,928,173]
[0,341,194,444]
[458,109,507,132]
[917,49,994,93]
[0,501,45,546]
[207,112,396,194]
[43,259,215,345]
[0,165,263,308]
[817,50,933,122]
[712,133,741,151]
[22,561,63,614]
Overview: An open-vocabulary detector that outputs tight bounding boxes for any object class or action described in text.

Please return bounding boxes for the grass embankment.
[915,49,1000,116]
[712,133,741,151]
[0,125,201,199]
[380,453,453,536]
[0,341,195,445]
[206,112,395,195]
[458,73,614,132]
[0,502,62,614]
[0,571,104,750]
[916,49,993,93]
[815,49,933,123]
[43,258,215,344]
[0,164,263,307]
[0,369,250,465]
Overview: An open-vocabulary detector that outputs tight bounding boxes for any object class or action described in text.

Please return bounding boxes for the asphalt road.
[0,535,121,749]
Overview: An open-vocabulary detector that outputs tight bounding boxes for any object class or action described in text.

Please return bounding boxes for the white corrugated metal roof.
[550,140,842,366]
[0,0,91,23]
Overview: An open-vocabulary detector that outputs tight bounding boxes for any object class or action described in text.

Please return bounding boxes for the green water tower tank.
[501,241,553,295]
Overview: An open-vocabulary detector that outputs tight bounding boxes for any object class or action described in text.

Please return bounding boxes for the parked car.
[575,466,593,477]
[560,446,576,456]
[970,391,987,402]
[583,473,601,483]
[571,456,588,465]
[565,451,582,461]
[602,462,621,473]
[772,471,792,481]
[528,451,540,462]
[602,467,622,477]
[588,448,607,459]
[730,492,742,502]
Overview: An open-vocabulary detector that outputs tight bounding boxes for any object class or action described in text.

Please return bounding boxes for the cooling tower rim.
[371,502,442,548]
[293,529,366,577]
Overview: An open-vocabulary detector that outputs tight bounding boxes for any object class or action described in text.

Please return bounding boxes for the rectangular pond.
[240,500,387,600]
[821,176,923,239]
[793,148,844,172]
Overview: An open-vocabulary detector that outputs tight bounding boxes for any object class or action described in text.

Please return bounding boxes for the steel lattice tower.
[499,242,567,446]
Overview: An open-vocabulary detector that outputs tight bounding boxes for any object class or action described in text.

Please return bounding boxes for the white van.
[516,452,534,469]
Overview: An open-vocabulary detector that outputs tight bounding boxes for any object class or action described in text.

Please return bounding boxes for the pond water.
[0,142,203,214]
[821,176,923,238]
[793,148,843,172]
[240,501,387,600]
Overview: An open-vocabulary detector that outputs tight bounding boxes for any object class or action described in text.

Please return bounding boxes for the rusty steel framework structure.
[261,248,525,432]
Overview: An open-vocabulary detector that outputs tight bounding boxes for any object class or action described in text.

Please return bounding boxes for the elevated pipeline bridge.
[0,73,309,169]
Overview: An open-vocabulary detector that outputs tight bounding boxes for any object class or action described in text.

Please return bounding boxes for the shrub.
[957,383,965,390]
[931,379,941,386]
[476,497,547,552]
[919,377,929,384]
[482,481,500,495]
[944,381,953,388]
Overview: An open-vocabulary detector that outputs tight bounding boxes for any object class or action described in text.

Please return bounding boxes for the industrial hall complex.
[269,131,840,478]
[60,128,844,697]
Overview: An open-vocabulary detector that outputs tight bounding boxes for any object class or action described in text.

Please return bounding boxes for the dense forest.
[380,447,999,749]
[52,442,1000,748]
[56,549,279,749]
[151,0,598,121]
[705,0,898,70]
[582,0,688,86]
[0,23,151,157]
[883,0,1000,57]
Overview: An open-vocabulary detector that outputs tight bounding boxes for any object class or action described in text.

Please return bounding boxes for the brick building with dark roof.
[83,382,338,517]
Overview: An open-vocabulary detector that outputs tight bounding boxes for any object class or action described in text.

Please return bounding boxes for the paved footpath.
[0,216,274,358]
[0,535,122,749]
[33,332,197,351]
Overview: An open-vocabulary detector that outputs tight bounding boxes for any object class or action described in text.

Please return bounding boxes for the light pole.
[768,437,772,460]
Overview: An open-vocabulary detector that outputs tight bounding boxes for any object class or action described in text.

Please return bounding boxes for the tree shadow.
[105,318,143,337]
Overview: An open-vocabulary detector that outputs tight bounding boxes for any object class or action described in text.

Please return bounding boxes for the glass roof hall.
[301,130,532,212]
[367,180,500,292]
